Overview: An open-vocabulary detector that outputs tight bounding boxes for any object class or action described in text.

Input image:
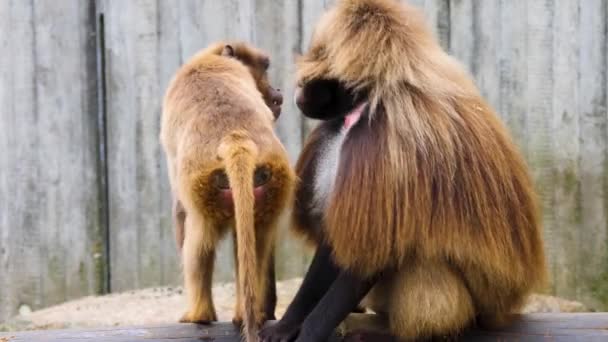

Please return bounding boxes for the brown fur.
[160,41,295,342]
[292,0,547,339]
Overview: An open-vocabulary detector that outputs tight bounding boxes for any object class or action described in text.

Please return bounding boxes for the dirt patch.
[0,278,588,332]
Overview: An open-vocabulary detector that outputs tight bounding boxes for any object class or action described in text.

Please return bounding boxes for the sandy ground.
[0,278,588,332]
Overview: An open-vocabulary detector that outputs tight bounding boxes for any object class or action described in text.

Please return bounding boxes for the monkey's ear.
[221,44,235,57]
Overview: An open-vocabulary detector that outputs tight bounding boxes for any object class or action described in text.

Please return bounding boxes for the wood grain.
[0,0,103,321]
[2,314,608,341]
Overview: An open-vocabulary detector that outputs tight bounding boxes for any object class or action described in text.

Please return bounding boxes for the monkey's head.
[215,42,284,119]
[295,0,433,122]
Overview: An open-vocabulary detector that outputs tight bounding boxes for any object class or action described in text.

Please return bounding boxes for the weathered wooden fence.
[1,0,607,322]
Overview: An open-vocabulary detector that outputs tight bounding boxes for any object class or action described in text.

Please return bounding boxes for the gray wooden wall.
[1,0,607,322]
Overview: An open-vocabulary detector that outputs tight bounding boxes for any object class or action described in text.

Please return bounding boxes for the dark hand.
[259,320,301,342]
[292,321,327,342]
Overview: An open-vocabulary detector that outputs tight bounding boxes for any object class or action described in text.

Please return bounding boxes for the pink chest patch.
[344,102,367,130]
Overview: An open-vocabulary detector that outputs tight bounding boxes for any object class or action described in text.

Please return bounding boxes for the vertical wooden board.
[578,0,608,309]
[178,0,255,60]
[0,0,40,321]
[449,0,500,110]
[473,0,500,112]
[156,0,182,287]
[301,0,334,48]
[498,0,528,148]
[550,0,580,300]
[448,0,474,74]
[300,0,334,137]
[33,0,103,305]
[103,0,166,291]
[253,0,312,279]
[0,0,102,321]
[525,0,556,294]
[406,0,450,50]
[254,0,302,162]
[0,0,10,319]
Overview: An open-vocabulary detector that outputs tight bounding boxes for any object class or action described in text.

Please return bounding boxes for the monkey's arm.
[277,243,340,321]
[259,243,340,341]
[295,270,378,342]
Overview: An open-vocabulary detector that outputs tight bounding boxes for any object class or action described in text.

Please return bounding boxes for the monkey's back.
[160,51,292,226]
[161,53,277,159]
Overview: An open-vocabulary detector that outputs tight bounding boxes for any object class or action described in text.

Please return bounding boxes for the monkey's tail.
[218,132,259,342]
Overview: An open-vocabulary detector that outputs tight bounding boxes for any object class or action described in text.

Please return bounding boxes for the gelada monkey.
[260,1,546,341]
[161,41,295,342]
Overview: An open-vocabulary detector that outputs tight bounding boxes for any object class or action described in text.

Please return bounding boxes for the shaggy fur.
[286,0,547,339]
[160,41,295,342]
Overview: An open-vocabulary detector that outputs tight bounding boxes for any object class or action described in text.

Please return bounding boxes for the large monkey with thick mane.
[259,0,546,341]
[161,41,295,342]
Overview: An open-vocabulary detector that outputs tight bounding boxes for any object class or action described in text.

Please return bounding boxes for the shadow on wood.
[1,313,607,341]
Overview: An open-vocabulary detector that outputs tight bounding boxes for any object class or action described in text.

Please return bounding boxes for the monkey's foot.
[179,310,217,324]
[258,320,301,342]
[232,315,243,328]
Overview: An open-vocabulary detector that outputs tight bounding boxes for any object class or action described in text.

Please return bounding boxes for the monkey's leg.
[263,249,277,320]
[387,261,475,340]
[258,243,340,342]
[232,232,243,327]
[255,230,276,324]
[180,216,218,324]
[294,270,379,342]
[173,199,186,251]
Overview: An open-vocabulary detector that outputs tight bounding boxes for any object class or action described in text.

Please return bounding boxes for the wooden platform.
[1,313,607,341]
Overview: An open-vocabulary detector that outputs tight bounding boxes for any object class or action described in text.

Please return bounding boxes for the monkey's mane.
[301,0,546,288]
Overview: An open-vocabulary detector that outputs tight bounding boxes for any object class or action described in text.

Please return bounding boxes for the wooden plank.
[550,0,581,301]
[577,0,608,308]
[498,0,528,148]
[525,0,556,295]
[449,0,474,75]
[253,0,312,280]
[0,0,40,322]
[155,0,182,290]
[406,0,450,50]
[449,0,501,109]
[0,0,103,321]
[254,0,303,162]
[102,0,167,291]
[3,314,608,341]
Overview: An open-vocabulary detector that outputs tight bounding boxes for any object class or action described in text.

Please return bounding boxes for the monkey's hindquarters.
[218,133,259,342]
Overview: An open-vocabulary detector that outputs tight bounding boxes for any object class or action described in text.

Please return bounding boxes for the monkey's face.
[293,10,370,122]
[261,83,283,120]
[294,0,410,120]
[246,53,284,120]
[294,79,366,122]
[220,43,284,120]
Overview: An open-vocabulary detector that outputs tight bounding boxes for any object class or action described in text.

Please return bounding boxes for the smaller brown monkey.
[171,43,284,252]
[161,41,295,342]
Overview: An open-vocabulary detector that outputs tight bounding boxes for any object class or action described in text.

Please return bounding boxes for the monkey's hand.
[179,310,217,324]
[258,320,301,342]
